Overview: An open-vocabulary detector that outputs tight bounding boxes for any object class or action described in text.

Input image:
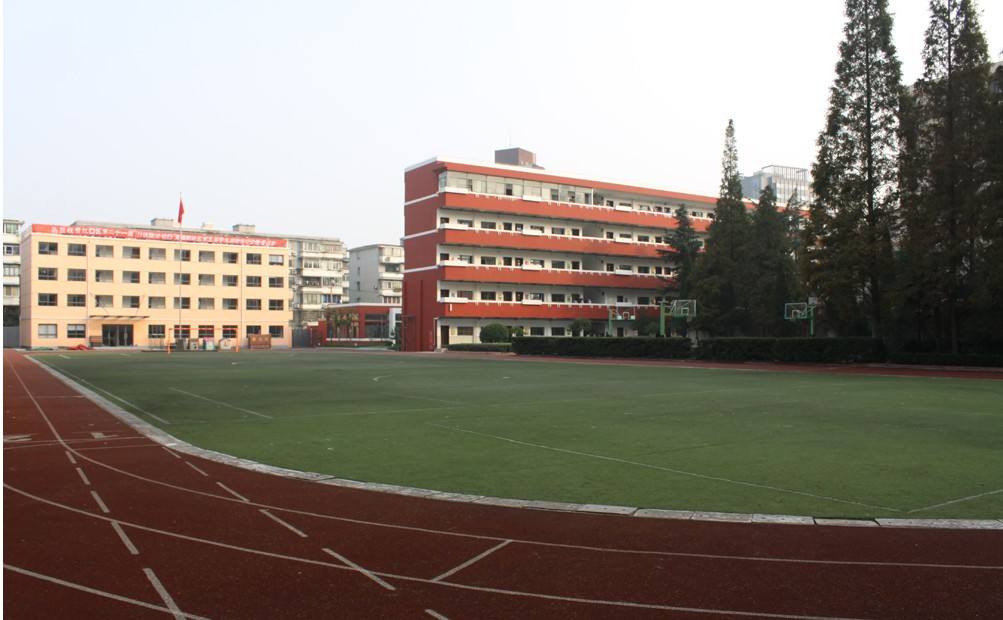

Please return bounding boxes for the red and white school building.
[402,149,721,352]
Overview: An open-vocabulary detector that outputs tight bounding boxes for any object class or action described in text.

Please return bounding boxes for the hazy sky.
[4,1,1002,247]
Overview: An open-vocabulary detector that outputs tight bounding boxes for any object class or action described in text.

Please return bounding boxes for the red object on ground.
[4,350,1002,618]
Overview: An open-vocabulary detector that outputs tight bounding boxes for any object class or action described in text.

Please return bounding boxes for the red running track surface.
[4,350,1002,619]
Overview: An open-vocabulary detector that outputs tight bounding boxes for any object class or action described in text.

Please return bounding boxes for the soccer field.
[34,349,1003,519]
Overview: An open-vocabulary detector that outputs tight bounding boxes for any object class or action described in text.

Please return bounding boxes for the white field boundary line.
[428,424,901,514]
[433,539,512,582]
[168,388,272,419]
[22,354,1002,531]
[908,488,1003,514]
[143,568,186,620]
[34,362,171,425]
[4,565,210,620]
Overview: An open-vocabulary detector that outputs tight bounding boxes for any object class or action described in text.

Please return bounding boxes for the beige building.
[20,222,293,349]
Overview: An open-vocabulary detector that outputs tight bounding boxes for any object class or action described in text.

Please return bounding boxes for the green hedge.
[887,352,1003,368]
[447,343,512,352]
[511,337,692,359]
[695,337,885,363]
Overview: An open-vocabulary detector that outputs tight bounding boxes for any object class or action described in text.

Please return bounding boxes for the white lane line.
[429,424,901,513]
[43,366,171,425]
[9,485,990,620]
[321,547,396,591]
[59,354,71,359]
[184,461,209,477]
[216,482,249,502]
[162,446,182,459]
[65,450,77,465]
[168,387,272,419]
[259,509,308,538]
[425,610,450,620]
[143,568,186,620]
[433,539,512,582]
[111,521,139,555]
[4,564,209,620]
[90,490,110,513]
[909,488,1003,513]
[76,467,91,486]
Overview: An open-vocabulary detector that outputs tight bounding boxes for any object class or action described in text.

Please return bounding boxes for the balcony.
[439,301,659,321]
[380,255,404,264]
[439,228,670,259]
[439,264,671,290]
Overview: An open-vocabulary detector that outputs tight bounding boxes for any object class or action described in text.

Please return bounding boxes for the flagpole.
[178,193,184,351]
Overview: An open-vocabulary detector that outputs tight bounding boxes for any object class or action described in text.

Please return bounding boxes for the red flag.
[177,197,185,225]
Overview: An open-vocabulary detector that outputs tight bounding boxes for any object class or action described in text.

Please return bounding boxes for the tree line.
[669,0,1001,354]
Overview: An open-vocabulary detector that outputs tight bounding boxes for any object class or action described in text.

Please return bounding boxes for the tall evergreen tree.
[807,0,902,338]
[976,58,1003,345]
[663,204,701,335]
[691,119,752,335]
[747,186,800,336]
[910,0,992,352]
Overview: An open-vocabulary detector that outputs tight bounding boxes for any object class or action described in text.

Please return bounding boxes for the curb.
[27,355,1003,531]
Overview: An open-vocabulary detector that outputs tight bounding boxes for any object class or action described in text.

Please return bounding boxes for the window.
[66,324,86,339]
[513,223,524,232]
[456,219,474,228]
[502,256,513,266]
[95,295,113,308]
[222,325,237,339]
[67,268,86,281]
[3,263,17,277]
[638,266,650,274]
[551,293,566,303]
[123,271,140,283]
[149,247,166,260]
[606,231,614,239]
[173,297,191,310]
[95,245,114,257]
[619,233,632,240]
[268,299,284,311]
[4,285,18,297]
[527,292,544,301]
[504,183,513,196]
[571,261,580,270]
[551,260,566,269]
[246,299,262,311]
[439,216,450,225]
[550,188,559,201]
[148,272,166,284]
[198,251,215,263]
[552,327,566,336]
[38,293,57,306]
[637,235,650,243]
[246,276,261,287]
[457,326,474,336]
[552,227,566,235]
[68,294,85,307]
[38,267,57,281]
[268,325,284,338]
[480,291,497,301]
[527,258,545,267]
[198,297,215,310]
[455,290,474,300]
[638,296,651,305]
[68,243,87,256]
[268,277,284,288]
[502,291,513,301]
[4,244,19,256]
[222,298,238,310]
[530,327,545,336]
[38,242,58,255]
[123,246,141,259]
[174,325,191,339]
[198,274,215,286]
[122,296,140,308]
[457,255,474,264]
[95,270,114,282]
[439,253,450,262]
[222,275,238,287]
[480,256,497,266]
[174,249,191,262]
[3,222,19,235]
[571,228,581,237]
[606,263,615,272]
[654,266,663,275]
[246,325,261,335]
[618,264,632,272]
[223,252,238,264]
[148,297,166,309]
[480,221,497,230]
[529,225,545,233]
[198,325,215,338]
[174,273,191,285]
[38,324,57,339]
[268,254,283,265]
[440,289,449,298]
[246,253,262,265]
[567,192,576,203]
[148,325,166,339]
[502,222,513,231]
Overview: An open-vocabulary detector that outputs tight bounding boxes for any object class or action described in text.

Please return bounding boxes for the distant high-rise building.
[4,219,24,346]
[741,165,813,205]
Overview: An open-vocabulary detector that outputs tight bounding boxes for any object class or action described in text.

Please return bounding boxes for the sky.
[4,1,1002,248]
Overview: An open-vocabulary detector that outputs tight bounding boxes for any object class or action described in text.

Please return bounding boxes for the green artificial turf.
[34,349,1003,519]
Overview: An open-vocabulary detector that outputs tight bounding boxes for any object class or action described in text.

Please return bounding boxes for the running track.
[4,350,1003,619]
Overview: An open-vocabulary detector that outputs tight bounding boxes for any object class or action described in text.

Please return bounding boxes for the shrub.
[479,323,509,343]
[569,318,592,337]
[512,337,691,359]
[695,337,884,363]
[448,343,512,352]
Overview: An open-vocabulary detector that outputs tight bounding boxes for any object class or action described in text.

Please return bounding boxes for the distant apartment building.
[741,165,813,205]
[402,150,729,351]
[274,233,348,326]
[20,221,294,349]
[4,219,24,346]
[349,244,404,305]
